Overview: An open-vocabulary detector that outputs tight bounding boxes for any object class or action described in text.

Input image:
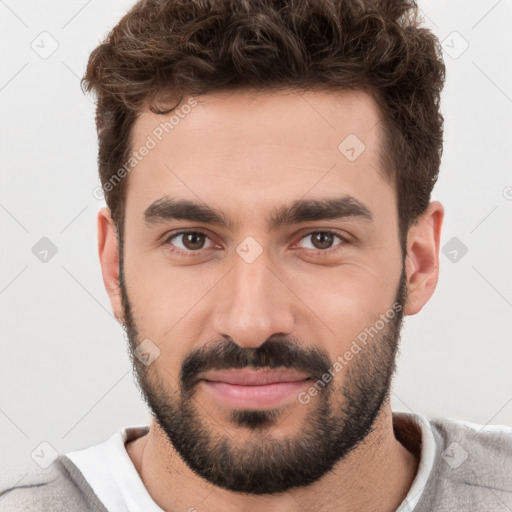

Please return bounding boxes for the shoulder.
[429,415,512,479]
[417,415,512,511]
[0,456,106,512]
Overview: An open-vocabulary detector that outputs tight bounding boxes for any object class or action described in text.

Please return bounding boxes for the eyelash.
[162,229,350,258]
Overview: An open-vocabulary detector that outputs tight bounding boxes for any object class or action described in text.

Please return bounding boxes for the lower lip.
[200,379,310,409]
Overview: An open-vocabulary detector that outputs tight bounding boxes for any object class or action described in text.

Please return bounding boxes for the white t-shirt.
[65,412,437,512]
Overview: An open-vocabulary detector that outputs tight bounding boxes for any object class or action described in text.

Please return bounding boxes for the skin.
[98,88,444,512]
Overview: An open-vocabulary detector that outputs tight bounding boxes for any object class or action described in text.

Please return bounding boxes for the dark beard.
[119,253,407,495]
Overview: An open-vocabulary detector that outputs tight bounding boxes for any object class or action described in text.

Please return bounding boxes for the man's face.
[118,89,406,494]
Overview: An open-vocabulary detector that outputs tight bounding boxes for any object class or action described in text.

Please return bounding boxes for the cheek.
[123,248,217,357]
[123,240,205,310]
[290,259,401,344]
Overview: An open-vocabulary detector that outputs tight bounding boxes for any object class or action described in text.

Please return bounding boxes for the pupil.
[185,233,204,249]
[314,232,332,249]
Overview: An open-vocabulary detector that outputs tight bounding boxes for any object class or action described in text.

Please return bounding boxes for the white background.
[1,0,511,472]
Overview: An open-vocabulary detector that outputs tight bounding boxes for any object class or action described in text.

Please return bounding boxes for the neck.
[126,403,419,512]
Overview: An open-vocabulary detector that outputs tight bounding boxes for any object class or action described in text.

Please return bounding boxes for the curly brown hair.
[82,0,445,257]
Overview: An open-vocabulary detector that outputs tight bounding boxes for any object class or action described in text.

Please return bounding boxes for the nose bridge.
[212,245,295,348]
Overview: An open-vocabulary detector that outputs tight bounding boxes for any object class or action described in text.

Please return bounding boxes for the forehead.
[125,88,393,228]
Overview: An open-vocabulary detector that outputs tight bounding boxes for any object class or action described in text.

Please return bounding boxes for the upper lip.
[201,369,311,386]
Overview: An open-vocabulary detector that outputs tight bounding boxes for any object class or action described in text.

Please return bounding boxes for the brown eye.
[165,230,215,256]
[311,232,334,249]
[299,231,344,251]
[181,232,206,250]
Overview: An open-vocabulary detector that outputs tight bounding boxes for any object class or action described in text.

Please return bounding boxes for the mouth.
[199,368,312,409]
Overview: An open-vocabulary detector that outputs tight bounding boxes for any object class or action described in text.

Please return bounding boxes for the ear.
[98,207,124,323]
[404,201,444,316]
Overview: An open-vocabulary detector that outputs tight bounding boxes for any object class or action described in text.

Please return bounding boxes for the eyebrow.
[143,195,373,232]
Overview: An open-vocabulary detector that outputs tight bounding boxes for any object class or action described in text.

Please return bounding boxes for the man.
[1,0,511,511]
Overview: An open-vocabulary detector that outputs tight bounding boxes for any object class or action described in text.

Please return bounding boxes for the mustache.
[180,336,332,393]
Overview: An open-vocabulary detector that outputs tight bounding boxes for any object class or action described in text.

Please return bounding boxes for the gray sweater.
[1,414,511,511]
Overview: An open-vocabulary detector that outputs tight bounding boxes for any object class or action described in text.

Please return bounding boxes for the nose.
[211,248,295,349]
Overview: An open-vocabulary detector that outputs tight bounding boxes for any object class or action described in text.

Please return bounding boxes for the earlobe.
[403,201,444,316]
[97,207,124,323]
